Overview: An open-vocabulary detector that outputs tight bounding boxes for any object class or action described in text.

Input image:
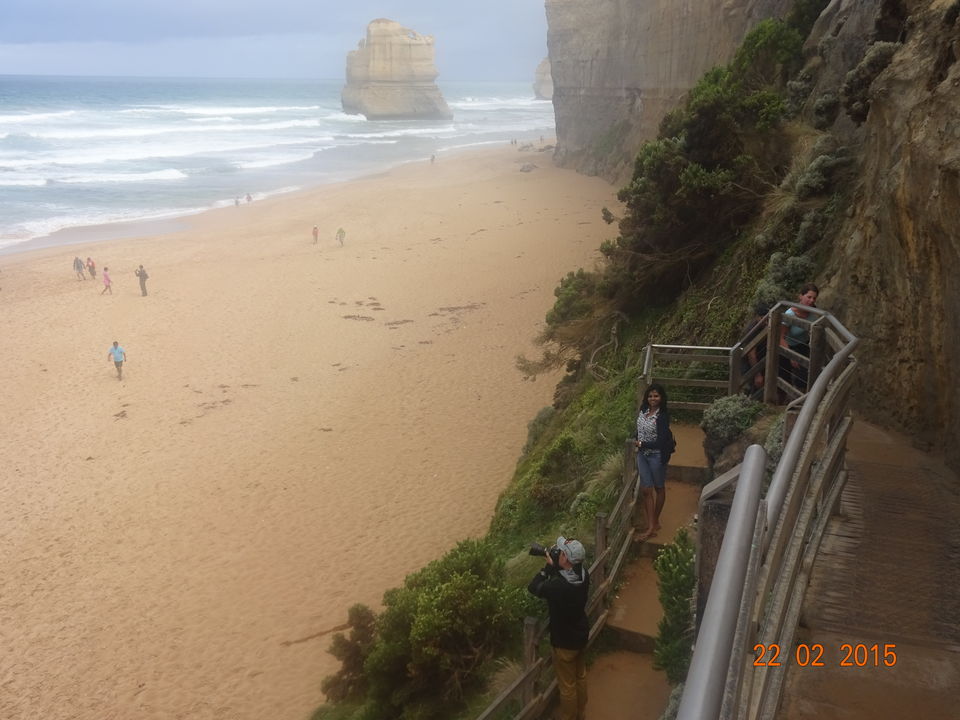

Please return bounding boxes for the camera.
[529,542,562,566]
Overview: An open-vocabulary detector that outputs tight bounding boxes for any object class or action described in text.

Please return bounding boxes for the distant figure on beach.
[135,264,149,296]
[107,341,126,380]
[540,135,544,144]
[86,257,96,279]
[336,227,345,246]
[245,193,252,203]
[73,256,86,280]
[312,225,319,244]
[234,196,240,207]
[100,267,112,295]
[430,153,436,164]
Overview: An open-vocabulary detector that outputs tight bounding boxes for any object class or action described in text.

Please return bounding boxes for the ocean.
[0,75,555,253]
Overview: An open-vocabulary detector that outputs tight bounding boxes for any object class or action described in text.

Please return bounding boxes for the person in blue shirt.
[107,341,126,380]
[779,283,819,391]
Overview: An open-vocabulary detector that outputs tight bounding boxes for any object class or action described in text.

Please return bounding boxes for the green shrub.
[764,412,787,468]
[812,92,839,129]
[321,604,377,702]
[654,529,696,684]
[530,435,588,510]
[522,406,556,456]
[544,269,599,332]
[795,152,851,199]
[701,394,764,447]
[841,41,900,123]
[350,539,526,720]
[752,252,815,308]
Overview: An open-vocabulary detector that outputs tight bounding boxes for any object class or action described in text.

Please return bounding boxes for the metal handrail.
[676,305,858,720]
[676,445,767,720]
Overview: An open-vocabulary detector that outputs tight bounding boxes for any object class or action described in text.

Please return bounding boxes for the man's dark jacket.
[527,565,590,650]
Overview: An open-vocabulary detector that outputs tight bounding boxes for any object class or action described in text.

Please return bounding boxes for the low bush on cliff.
[535,19,808,365]
[654,528,696,685]
[315,539,529,720]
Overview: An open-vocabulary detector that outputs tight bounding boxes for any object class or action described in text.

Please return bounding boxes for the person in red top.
[100,266,112,295]
[86,257,96,278]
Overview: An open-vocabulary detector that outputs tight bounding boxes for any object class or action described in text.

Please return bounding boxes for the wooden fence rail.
[475,438,640,720]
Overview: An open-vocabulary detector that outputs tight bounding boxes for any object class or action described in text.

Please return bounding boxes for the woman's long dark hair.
[640,383,669,413]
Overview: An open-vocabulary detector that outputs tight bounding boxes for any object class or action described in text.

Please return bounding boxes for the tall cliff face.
[545,0,793,181]
[341,19,452,120]
[810,0,960,467]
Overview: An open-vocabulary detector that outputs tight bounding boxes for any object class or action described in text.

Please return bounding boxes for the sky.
[0,1,549,81]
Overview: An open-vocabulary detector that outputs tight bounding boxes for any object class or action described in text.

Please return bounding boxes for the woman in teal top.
[779,283,819,390]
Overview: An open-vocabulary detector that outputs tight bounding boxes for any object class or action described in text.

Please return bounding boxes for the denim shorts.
[636,450,666,489]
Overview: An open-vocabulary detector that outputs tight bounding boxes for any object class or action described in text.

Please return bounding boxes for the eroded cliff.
[549,0,960,469]
[545,0,793,181]
[809,0,960,467]
[341,19,452,120]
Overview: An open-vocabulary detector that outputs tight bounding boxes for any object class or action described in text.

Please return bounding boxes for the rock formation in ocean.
[534,57,554,100]
[544,0,793,180]
[341,19,452,120]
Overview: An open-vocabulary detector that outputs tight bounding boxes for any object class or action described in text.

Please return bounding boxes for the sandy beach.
[0,145,616,720]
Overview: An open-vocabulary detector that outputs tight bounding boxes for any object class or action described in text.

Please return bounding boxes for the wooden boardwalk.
[779,421,960,719]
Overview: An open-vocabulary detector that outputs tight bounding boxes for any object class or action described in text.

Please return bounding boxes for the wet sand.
[0,145,617,719]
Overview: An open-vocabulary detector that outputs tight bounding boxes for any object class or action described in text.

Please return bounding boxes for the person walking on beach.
[135,264,149,296]
[86,257,96,279]
[100,267,112,295]
[312,225,319,244]
[107,341,126,380]
[336,227,345,246]
[73,256,86,280]
[245,193,252,203]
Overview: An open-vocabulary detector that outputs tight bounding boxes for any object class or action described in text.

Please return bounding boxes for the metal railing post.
[676,445,767,720]
[764,308,783,405]
[729,344,743,395]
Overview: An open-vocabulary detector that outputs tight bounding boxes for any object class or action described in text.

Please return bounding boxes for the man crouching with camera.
[527,536,590,720]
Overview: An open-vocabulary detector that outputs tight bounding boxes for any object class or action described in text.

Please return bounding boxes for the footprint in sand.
[342,314,375,321]
[290,377,299,382]
[113,410,127,420]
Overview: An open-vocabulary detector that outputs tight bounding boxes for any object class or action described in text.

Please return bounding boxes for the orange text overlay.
[753,643,898,668]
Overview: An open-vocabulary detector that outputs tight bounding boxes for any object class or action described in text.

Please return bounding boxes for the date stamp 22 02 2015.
[753,642,899,668]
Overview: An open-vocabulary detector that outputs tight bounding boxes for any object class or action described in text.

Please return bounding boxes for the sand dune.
[0,146,617,719]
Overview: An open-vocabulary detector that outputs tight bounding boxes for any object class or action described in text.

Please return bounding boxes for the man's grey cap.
[556,536,585,564]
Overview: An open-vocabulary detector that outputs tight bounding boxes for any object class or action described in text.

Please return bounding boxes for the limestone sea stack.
[341,18,452,120]
[533,57,554,100]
